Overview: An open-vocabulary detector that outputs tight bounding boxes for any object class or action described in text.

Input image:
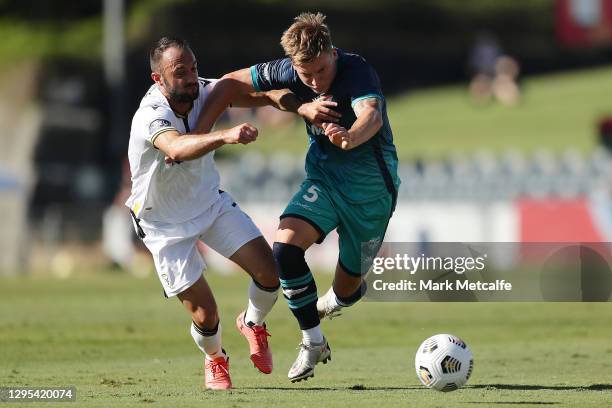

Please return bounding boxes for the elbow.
[213,76,243,101]
[221,72,238,81]
[222,70,247,82]
[166,144,187,162]
[219,74,242,89]
[220,70,252,93]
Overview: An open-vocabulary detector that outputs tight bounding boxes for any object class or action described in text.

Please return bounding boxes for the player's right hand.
[224,123,258,145]
[297,99,341,128]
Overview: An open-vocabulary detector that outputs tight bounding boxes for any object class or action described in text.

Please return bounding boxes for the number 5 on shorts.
[303,185,321,202]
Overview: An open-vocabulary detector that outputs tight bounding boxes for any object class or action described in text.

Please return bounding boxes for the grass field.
[222,65,612,160]
[1,271,611,407]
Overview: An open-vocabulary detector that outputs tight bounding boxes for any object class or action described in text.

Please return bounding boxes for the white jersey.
[126,78,221,224]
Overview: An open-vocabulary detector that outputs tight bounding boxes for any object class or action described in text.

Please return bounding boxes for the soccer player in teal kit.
[199,12,400,382]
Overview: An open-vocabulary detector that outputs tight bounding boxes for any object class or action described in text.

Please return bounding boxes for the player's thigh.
[277,180,339,250]
[276,217,321,250]
[140,222,206,298]
[336,195,393,277]
[200,192,262,259]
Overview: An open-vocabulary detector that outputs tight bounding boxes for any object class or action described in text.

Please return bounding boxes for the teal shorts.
[281,179,395,276]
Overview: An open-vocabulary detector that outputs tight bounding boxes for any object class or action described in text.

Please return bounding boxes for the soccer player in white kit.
[126,37,281,390]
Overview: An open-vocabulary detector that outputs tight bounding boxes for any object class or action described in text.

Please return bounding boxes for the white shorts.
[137,191,262,297]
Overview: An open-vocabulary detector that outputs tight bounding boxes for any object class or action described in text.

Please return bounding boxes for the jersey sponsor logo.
[307,122,325,136]
[289,201,313,212]
[149,119,171,135]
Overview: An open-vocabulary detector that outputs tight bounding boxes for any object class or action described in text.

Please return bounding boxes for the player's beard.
[163,78,199,103]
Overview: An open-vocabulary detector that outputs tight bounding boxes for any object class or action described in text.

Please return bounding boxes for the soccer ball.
[415,334,473,392]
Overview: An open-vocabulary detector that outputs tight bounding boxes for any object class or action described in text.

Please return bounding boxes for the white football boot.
[288,338,331,382]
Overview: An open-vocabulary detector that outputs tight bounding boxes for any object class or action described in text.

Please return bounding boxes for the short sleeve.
[142,107,177,145]
[250,58,297,92]
[348,60,384,109]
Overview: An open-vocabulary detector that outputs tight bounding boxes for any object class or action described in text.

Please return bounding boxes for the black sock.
[273,242,320,330]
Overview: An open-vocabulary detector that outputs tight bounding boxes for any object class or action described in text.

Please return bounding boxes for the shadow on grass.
[461,403,559,405]
[469,384,612,391]
[240,383,612,393]
[240,385,422,391]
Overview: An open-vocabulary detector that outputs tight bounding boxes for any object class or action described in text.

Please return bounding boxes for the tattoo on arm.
[353,97,382,117]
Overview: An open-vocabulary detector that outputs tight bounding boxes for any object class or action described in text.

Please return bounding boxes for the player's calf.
[230,236,280,289]
[273,242,320,331]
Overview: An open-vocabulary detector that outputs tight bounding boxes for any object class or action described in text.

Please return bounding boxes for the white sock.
[244,280,279,326]
[190,321,225,360]
[302,325,324,346]
[327,287,347,307]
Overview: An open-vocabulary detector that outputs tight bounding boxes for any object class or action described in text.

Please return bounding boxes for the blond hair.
[280,12,332,64]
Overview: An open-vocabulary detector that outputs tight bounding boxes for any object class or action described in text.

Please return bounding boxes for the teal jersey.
[251,49,400,204]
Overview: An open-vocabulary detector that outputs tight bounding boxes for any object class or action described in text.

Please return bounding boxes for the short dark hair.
[149,37,191,72]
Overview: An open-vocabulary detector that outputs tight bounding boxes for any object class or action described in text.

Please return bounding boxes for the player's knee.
[273,241,315,294]
[272,242,308,279]
[191,305,218,329]
[273,242,319,329]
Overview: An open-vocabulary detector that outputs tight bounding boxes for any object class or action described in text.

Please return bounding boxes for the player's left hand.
[322,123,352,150]
[297,97,341,128]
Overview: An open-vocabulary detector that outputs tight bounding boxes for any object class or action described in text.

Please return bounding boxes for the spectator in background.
[102,157,134,270]
[492,55,521,106]
[468,32,521,106]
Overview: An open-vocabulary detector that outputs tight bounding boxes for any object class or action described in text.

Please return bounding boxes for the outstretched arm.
[195,73,255,134]
[231,89,303,111]
[195,70,303,131]
[323,97,382,150]
[154,123,258,162]
[197,68,341,132]
[244,91,342,127]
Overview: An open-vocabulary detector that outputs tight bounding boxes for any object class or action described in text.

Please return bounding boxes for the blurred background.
[2,0,612,277]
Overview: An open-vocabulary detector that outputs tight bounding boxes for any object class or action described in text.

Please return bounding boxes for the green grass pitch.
[1,272,610,407]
